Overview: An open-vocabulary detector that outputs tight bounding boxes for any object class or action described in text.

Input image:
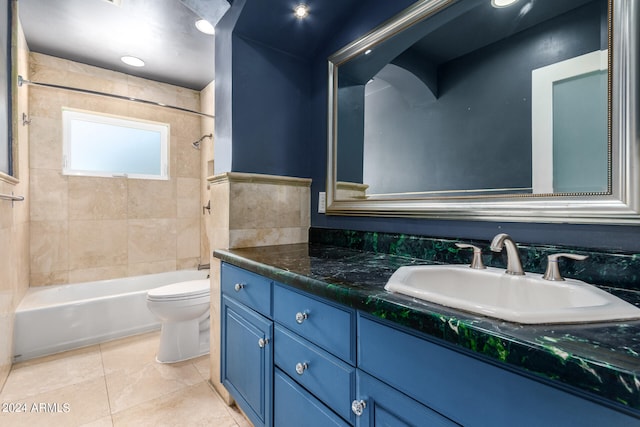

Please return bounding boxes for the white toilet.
[146,279,211,363]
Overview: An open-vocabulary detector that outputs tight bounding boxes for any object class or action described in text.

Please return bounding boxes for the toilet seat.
[147,279,210,302]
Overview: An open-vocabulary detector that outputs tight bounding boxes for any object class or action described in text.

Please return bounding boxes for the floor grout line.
[98,342,115,424]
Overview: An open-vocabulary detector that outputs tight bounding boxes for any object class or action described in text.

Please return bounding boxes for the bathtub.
[13,269,210,362]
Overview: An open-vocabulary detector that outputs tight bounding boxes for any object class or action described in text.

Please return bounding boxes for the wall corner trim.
[207,172,312,187]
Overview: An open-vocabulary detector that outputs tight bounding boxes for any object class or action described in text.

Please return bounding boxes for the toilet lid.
[147,279,210,301]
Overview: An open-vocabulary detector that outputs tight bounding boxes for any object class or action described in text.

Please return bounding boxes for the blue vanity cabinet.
[273,283,357,425]
[221,262,639,426]
[221,264,273,427]
[274,368,351,427]
[357,313,640,427]
[354,370,460,427]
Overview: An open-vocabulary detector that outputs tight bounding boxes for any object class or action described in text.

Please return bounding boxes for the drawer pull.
[295,362,308,375]
[258,338,269,348]
[295,311,309,324]
[234,283,245,292]
[351,399,367,417]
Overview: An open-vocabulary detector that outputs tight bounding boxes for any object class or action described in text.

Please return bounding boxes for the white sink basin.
[384,265,640,324]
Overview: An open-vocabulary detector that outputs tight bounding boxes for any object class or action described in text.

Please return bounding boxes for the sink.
[384,265,640,324]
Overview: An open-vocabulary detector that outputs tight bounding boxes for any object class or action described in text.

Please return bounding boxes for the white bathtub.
[13,269,210,362]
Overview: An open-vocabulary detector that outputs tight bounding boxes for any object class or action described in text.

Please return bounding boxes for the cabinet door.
[274,369,350,427]
[354,370,460,427]
[221,295,273,427]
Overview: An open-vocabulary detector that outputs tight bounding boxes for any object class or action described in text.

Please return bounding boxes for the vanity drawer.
[275,368,350,427]
[273,284,355,363]
[221,263,272,317]
[274,325,355,423]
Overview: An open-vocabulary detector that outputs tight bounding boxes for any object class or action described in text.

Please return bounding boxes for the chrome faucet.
[490,233,524,276]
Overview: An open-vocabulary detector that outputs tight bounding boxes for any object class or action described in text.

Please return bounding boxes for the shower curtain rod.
[17,75,214,119]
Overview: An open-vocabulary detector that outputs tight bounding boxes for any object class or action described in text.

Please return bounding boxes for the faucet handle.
[543,253,588,281]
[455,243,486,269]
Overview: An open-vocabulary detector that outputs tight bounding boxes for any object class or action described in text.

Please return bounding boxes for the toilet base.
[155,317,210,363]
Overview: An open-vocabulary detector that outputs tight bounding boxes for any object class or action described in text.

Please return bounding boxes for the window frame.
[62,108,170,180]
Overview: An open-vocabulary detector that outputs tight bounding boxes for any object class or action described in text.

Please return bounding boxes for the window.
[62,108,169,180]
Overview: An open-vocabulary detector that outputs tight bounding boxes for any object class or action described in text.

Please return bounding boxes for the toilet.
[146,279,211,363]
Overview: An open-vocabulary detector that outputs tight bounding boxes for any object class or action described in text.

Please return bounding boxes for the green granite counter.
[214,242,640,417]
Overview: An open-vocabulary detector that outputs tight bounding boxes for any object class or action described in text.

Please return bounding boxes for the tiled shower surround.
[27,53,208,286]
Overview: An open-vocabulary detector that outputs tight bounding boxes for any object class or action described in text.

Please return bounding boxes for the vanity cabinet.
[221,263,639,427]
[273,283,357,424]
[357,313,639,427]
[354,369,460,427]
[221,264,273,427]
[221,263,356,427]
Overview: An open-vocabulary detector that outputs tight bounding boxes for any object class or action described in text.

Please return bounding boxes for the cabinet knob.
[258,338,269,348]
[351,399,367,417]
[295,311,308,324]
[234,283,245,292]
[295,362,308,375]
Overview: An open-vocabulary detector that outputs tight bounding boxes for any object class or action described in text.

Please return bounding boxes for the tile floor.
[0,331,251,427]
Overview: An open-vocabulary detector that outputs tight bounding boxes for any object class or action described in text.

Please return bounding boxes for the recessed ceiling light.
[294,4,309,19]
[121,56,145,67]
[195,19,215,35]
[491,0,519,7]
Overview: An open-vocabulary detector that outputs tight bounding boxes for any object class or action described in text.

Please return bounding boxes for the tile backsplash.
[310,228,640,306]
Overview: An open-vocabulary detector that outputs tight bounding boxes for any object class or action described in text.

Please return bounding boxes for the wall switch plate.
[318,192,326,213]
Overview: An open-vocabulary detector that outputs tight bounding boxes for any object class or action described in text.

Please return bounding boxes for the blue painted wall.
[218,0,640,252]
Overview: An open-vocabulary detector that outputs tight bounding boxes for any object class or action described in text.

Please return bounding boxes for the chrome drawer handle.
[258,338,269,348]
[295,362,308,375]
[351,400,367,417]
[234,283,245,292]
[295,311,308,324]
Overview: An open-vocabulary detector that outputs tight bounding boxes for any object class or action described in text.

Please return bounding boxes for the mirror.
[327,0,640,224]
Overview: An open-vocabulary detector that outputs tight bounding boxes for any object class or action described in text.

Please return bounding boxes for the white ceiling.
[18,0,219,91]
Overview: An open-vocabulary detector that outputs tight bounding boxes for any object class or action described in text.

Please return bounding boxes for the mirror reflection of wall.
[336,0,608,198]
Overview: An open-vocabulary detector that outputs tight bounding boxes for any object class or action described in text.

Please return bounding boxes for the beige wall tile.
[28,87,67,120]
[229,182,309,230]
[174,129,202,179]
[177,257,200,270]
[68,220,128,270]
[229,227,309,248]
[128,219,176,264]
[128,179,177,220]
[29,271,69,288]
[30,220,68,275]
[128,260,178,277]
[29,168,67,222]
[177,217,201,260]
[68,176,128,220]
[177,177,201,219]
[209,182,230,231]
[67,265,129,284]
[0,193,11,230]
[28,116,61,170]
[29,52,70,70]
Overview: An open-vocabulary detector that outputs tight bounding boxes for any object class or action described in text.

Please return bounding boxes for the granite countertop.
[214,243,640,416]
